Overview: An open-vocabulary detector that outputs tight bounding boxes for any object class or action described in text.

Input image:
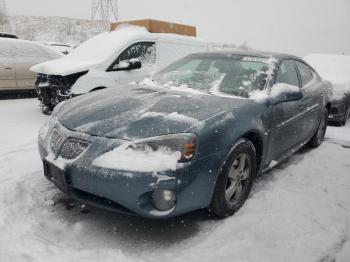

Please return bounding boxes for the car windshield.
[153,55,271,98]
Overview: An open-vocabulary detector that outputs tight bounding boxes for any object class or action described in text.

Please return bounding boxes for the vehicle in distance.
[305,53,350,125]
[0,32,19,39]
[31,26,208,114]
[0,38,63,93]
[38,51,332,219]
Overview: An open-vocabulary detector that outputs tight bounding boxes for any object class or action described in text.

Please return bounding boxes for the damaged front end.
[35,71,88,114]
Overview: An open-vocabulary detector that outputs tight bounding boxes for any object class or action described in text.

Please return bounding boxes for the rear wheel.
[339,107,350,126]
[309,108,328,148]
[210,139,257,218]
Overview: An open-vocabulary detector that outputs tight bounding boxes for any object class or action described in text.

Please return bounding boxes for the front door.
[110,41,157,85]
[267,59,305,162]
[295,61,324,139]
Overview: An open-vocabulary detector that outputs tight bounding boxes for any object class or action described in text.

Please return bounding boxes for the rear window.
[296,61,315,86]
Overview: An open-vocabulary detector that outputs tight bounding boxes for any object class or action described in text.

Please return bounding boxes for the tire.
[308,108,328,148]
[40,100,53,115]
[210,139,257,218]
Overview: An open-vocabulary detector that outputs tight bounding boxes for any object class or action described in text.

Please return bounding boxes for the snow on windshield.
[66,26,148,62]
[149,55,276,99]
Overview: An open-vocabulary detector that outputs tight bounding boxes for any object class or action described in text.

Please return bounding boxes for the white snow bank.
[304,54,350,97]
[93,144,181,173]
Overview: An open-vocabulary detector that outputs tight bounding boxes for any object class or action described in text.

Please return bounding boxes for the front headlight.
[129,133,197,163]
[39,115,57,140]
[93,133,197,172]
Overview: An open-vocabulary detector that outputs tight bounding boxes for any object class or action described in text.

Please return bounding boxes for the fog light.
[151,189,176,211]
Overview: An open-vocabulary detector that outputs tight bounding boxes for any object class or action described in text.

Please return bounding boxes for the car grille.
[330,107,339,115]
[60,138,90,160]
[50,130,65,155]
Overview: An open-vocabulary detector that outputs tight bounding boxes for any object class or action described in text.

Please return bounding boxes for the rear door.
[0,42,16,90]
[14,42,51,89]
[268,59,305,162]
[295,60,323,138]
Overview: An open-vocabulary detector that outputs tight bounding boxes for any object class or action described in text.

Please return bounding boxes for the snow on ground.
[0,98,350,262]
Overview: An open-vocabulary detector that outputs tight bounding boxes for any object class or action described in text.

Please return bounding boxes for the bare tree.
[0,0,8,24]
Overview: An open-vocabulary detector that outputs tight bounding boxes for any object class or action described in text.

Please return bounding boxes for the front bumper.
[38,122,225,219]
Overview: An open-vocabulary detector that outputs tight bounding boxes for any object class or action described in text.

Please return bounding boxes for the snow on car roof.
[66,25,206,63]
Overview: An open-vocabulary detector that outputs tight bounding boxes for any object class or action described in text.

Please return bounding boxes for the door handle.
[298,104,307,110]
[4,67,12,70]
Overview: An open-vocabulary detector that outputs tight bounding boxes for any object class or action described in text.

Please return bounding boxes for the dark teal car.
[38,51,332,218]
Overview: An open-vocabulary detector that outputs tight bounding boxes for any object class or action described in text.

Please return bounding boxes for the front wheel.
[308,108,328,148]
[210,139,257,218]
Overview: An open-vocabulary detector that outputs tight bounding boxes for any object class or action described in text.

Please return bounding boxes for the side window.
[296,61,314,87]
[118,42,156,65]
[275,60,300,87]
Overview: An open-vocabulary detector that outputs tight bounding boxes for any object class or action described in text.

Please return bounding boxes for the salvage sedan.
[38,51,332,219]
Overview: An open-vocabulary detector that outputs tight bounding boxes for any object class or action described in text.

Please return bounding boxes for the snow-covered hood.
[30,57,101,76]
[56,84,250,140]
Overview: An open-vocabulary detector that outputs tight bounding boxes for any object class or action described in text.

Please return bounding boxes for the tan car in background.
[0,38,63,92]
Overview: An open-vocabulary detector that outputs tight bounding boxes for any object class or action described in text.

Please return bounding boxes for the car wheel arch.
[211,131,263,190]
[240,131,264,172]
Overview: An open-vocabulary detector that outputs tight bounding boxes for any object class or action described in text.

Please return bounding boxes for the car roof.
[106,26,206,45]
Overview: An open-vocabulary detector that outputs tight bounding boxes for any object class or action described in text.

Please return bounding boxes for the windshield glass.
[153,55,271,98]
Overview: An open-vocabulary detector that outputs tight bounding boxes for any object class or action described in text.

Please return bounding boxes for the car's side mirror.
[270,84,303,105]
[114,59,142,71]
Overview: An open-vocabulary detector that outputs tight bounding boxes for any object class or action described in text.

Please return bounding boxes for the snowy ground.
[0,98,349,262]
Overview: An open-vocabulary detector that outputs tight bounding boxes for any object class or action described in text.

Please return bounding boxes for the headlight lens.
[39,115,57,140]
[129,133,197,162]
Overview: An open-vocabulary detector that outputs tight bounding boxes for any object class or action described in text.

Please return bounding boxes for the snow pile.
[304,53,350,97]
[141,111,200,125]
[140,78,208,95]
[67,25,147,62]
[93,144,181,173]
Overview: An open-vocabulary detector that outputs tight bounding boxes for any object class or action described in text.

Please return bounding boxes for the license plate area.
[44,160,70,193]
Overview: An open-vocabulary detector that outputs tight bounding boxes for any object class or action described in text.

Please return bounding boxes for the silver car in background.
[0,38,63,93]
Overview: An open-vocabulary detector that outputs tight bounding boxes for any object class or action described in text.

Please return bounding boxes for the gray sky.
[6,0,350,56]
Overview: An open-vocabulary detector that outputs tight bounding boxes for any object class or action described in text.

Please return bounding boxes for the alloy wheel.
[225,153,251,205]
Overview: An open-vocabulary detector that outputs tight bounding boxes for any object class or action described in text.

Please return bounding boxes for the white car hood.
[30,58,102,76]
